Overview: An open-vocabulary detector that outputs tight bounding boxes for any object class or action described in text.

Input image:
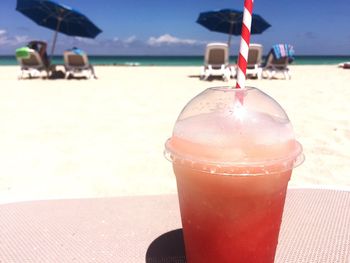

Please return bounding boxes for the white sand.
[0,65,349,203]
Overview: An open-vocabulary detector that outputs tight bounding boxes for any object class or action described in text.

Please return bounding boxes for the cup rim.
[209,86,255,92]
[164,139,304,176]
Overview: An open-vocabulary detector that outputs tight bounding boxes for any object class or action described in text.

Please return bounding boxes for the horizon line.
[1,54,350,57]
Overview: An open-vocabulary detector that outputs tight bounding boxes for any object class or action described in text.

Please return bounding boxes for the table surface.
[0,189,349,263]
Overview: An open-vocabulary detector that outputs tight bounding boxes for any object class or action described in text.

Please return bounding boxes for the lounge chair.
[338,62,350,69]
[263,55,291,79]
[16,47,50,79]
[246,43,263,79]
[63,50,97,79]
[262,44,294,80]
[200,43,233,81]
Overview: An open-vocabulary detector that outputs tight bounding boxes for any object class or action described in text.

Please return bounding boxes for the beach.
[0,65,349,204]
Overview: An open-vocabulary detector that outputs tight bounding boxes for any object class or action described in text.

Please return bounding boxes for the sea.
[1,55,350,66]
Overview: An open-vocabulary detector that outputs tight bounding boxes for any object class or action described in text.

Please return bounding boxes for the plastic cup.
[165,87,303,263]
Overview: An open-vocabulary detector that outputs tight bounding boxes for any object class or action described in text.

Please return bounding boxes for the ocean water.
[1,55,350,66]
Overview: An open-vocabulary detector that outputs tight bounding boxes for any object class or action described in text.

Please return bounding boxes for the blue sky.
[1,0,350,55]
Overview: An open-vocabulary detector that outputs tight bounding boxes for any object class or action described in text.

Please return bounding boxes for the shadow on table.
[146,229,187,263]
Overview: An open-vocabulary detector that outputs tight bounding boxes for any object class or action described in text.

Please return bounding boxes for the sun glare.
[228,100,246,122]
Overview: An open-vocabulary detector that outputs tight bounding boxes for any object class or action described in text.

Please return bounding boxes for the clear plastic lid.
[165,87,304,175]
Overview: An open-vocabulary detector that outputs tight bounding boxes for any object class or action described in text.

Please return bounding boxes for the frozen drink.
[165,87,303,263]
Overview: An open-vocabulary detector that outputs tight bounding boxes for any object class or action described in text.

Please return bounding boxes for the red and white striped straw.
[236,0,254,89]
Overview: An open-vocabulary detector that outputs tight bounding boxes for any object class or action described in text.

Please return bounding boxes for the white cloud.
[111,36,136,45]
[14,35,30,43]
[0,29,9,45]
[124,35,136,44]
[0,29,29,46]
[74,37,98,45]
[111,36,138,47]
[147,34,200,46]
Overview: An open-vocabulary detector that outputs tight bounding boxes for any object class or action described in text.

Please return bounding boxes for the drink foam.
[174,110,294,147]
[165,87,303,172]
[169,108,297,164]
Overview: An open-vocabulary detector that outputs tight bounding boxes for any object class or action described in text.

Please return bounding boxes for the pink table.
[1,189,349,262]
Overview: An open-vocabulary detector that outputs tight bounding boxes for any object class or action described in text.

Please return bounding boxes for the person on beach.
[27,40,50,67]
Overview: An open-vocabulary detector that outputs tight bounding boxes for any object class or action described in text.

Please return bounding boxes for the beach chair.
[263,44,294,80]
[246,43,263,79]
[63,50,96,79]
[200,43,233,81]
[16,47,50,79]
[338,62,350,69]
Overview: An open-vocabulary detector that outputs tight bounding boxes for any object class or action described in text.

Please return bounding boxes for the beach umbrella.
[16,0,102,56]
[197,9,270,47]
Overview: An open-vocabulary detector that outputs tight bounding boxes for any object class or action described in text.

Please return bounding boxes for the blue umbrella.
[197,9,270,47]
[16,0,102,55]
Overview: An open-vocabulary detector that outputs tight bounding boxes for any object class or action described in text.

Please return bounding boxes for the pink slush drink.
[165,87,303,263]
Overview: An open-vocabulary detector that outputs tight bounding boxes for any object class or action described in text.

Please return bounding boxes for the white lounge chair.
[262,54,291,79]
[262,44,294,80]
[200,43,233,81]
[246,43,263,79]
[16,48,50,79]
[63,51,96,79]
